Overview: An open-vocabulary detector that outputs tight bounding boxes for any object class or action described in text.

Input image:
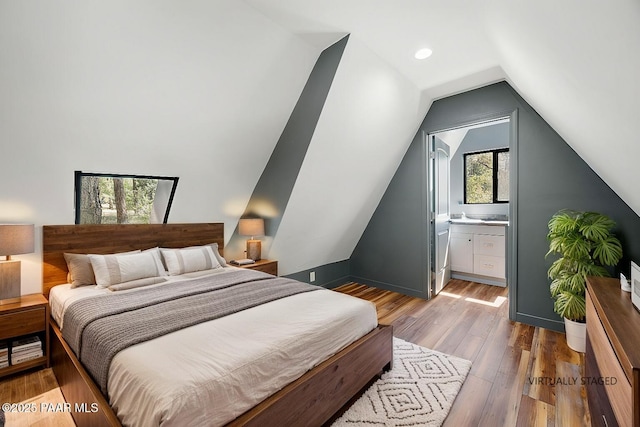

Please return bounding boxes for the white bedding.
[49,267,234,329]
[49,269,377,427]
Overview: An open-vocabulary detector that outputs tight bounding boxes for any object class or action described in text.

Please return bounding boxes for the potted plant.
[546,210,623,352]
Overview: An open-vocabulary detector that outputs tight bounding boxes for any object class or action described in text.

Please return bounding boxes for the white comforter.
[50,269,377,426]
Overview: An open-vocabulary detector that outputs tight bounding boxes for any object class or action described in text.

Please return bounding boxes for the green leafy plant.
[547,210,623,321]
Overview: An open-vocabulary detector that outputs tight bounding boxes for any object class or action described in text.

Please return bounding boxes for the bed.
[43,223,393,427]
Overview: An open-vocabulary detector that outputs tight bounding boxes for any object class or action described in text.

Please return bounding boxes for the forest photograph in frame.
[74,171,179,224]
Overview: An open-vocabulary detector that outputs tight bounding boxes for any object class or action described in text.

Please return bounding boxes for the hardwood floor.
[334,279,590,427]
[0,367,74,426]
[0,279,589,426]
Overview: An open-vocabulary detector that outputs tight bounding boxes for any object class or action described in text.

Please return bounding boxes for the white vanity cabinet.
[473,234,506,278]
[450,233,473,273]
[450,224,506,286]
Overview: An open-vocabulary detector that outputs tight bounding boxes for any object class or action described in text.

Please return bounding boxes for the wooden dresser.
[586,276,640,427]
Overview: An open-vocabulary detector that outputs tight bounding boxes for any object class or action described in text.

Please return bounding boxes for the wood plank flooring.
[334,279,590,427]
[0,367,74,426]
[0,279,589,426]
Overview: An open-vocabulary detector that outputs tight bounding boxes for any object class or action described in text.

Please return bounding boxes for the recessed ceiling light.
[414,48,433,60]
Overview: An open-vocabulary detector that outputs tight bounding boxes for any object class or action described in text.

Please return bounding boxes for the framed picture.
[74,171,179,225]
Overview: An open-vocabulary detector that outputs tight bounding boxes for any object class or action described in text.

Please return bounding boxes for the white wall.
[0,0,317,294]
[485,0,640,215]
[269,36,426,275]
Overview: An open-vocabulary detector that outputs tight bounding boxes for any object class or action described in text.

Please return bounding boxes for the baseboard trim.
[348,276,428,299]
[284,260,351,289]
[322,276,353,289]
[516,312,564,332]
[451,272,506,287]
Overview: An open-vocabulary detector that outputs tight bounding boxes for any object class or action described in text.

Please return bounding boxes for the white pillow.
[142,247,168,276]
[89,251,165,288]
[64,250,140,288]
[208,243,227,267]
[164,243,226,267]
[160,246,221,275]
[108,276,167,291]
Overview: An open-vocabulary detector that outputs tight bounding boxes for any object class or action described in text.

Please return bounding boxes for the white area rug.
[332,337,471,426]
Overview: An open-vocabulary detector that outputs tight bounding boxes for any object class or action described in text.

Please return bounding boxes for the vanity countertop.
[449,218,509,226]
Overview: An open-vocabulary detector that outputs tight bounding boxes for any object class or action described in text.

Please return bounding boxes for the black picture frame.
[74,171,179,224]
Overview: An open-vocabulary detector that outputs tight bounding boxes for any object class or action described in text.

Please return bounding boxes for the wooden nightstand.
[0,294,49,378]
[234,259,278,276]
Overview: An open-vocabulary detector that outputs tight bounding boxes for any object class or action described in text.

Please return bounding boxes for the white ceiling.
[246,0,504,92]
[245,0,640,215]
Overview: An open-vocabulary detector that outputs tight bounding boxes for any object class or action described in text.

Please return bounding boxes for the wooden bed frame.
[43,223,393,427]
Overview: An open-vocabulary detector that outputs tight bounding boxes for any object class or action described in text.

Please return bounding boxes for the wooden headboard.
[42,223,224,298]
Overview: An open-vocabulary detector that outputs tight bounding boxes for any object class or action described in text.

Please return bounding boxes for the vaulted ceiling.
[247,0,640,216]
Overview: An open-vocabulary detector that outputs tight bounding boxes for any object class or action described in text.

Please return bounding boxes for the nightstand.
[0,294,49,378]
[235,259,278,276]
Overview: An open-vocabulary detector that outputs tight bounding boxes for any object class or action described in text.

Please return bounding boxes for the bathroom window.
[464,149,509,204]
[74,171,179,224]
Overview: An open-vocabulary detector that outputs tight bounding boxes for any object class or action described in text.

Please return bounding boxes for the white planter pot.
[564,317,586,353]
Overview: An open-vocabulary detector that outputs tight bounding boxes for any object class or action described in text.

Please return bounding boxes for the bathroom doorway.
[427,113,517,311]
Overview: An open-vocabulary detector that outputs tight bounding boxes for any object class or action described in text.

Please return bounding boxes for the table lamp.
[0,224,35,302]
[239,218,265,261]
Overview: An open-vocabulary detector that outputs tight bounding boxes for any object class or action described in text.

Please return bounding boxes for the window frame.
[463,148,509,205]
[74,171,179,224]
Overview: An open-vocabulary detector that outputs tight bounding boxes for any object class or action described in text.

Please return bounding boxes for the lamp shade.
[238,218,265,237]
[0,224,35,256]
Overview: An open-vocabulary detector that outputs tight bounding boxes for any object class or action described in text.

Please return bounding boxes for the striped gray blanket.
[62,268,321,395]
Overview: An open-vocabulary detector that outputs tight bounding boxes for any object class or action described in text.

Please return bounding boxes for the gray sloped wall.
[225,36,349,260]
[350,81,640,331]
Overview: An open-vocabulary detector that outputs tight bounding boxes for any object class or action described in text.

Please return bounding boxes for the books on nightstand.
[8,336,43,366]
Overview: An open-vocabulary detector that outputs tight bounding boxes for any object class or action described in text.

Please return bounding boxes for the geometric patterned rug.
[332,337,472,426]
